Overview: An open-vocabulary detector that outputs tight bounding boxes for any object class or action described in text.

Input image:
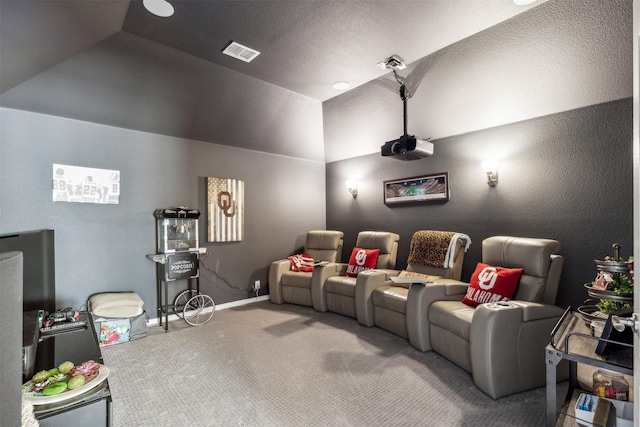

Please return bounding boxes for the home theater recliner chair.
[356,230,469,350]
[426,236,564,399]
[312,231,400,317]
[269,230,344,307]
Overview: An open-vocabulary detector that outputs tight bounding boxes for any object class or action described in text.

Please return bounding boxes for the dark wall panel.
[326,99,633,309]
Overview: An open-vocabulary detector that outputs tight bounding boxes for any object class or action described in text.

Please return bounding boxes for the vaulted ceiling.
[1,0,544,101]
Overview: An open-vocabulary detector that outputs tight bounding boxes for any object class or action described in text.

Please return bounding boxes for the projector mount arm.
[399,83,410,138]
[389,67,411,138]
[379,54,434,160]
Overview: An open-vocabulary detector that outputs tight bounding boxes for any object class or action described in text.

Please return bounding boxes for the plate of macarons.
[22,360,109,405]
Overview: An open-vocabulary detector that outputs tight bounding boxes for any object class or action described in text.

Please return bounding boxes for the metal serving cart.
[546,244,634,426]
[146,207,214,332]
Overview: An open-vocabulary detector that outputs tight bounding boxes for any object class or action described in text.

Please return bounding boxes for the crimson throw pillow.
[288,253,315,272]
[345,248,380,277]
[462,262,524,307]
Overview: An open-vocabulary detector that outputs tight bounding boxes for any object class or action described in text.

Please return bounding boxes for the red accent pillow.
[288,253,315,272]
[345,248,380,277]
[462,262,524,307]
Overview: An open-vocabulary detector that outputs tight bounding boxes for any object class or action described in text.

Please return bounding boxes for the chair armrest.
[470,301,566,399]
[405,279,469,351]
[425,279,469,297]
[268,259,291,304]
[355,269,400,326]
[311,263,347,312]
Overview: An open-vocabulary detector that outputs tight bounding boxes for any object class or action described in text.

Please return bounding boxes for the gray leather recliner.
[427,236,564,399]
[269,230,344,307]
[312,231,400,316]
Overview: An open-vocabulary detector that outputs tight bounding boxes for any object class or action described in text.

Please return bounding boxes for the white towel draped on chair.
[443,233,471,268]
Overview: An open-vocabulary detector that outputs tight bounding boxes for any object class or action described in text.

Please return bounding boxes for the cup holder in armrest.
[484,301,516,310]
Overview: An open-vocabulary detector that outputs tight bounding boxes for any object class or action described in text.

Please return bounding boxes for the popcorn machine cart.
[146,207,214,331]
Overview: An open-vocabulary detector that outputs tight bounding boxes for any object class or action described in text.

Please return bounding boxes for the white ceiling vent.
[222,41,261,63]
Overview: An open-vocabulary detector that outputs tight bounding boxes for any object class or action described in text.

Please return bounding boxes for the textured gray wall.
[0,107,326,312]
[0,0,633,315]
[323,0,631,162]
[0,26,328,314]
[325,99,633,309]
[322,0,632,310]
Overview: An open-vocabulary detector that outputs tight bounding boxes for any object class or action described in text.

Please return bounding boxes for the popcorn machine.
[155,207,200,254]
[146,207,214,331]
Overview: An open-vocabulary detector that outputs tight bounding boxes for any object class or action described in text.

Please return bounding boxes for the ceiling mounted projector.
[381,135,433,160]
[380,60,432,161]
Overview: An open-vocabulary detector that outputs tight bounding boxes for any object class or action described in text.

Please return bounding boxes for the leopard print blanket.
[407,230,457,268]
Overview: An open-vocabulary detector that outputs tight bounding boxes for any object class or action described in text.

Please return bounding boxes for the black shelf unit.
[32,311,112,427]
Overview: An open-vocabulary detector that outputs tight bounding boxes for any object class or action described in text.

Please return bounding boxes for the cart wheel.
[183,294,215,326]
[173,289,198,319]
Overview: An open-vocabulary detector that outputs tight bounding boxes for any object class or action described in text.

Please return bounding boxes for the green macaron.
[42,382,67,396]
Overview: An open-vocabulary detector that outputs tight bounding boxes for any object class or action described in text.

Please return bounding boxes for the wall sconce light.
[482,161,499,187]
[345,180,358,198]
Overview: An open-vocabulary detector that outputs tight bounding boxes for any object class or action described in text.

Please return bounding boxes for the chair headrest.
[355,231,400,269]
[306,230,344,250]
[355,231,399,253]
[482,236,561,277]
[305,230,344,263]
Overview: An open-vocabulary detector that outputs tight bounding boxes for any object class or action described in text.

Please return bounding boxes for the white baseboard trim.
[146,295,270,326]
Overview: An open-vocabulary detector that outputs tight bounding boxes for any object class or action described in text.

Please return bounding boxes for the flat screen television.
[0,229,55,313]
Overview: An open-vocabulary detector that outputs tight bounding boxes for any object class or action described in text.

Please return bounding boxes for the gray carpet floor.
[101,301,546,426]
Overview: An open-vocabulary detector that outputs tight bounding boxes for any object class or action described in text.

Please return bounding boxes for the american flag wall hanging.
[207,177,244,242]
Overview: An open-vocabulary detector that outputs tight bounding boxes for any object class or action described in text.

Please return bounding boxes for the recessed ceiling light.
[513,0,537,5]
[143,0,174,17]
[333,81,350,91]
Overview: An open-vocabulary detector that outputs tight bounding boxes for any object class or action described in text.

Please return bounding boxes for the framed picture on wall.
[207,176,245,242]
[383,172,449,205]
[53,164,120,204]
